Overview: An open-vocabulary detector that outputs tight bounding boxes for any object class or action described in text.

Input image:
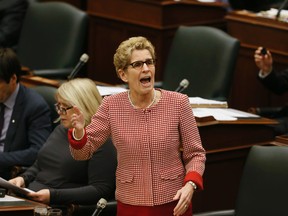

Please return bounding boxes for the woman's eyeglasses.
[127,59,156,70]
[54,103,73,115]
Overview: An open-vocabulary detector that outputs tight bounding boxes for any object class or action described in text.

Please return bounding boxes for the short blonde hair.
[113,36,156,78]
[56,78,102,126]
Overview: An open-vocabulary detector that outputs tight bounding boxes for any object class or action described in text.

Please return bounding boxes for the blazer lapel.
[4,85,25,151]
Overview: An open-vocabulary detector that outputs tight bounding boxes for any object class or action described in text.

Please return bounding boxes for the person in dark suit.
[0,0,29,51]
[255,47,288,94]
[254,46,288,134]
[0,47,51,179]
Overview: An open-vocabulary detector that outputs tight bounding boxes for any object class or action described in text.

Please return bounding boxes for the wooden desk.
[20,75,112,88]
[86,0,228,84]
[20,75,60,88]
[225,10,288,111]
[193,117,279,213]
[0,195,47,216]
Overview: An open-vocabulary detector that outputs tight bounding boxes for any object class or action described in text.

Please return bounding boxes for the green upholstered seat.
[17,2,88,79]
[162,26,239,101]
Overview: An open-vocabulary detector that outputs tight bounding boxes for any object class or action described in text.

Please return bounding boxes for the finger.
[72,105,82,115]
[266,50,272,58]
[8,180,15,185]
[173,190,180,201]
[15,182,22,187]
[27,193,37,198]
[174,202,189,216]
[10,180,21,187]
[255,49,261,55]
[174,197,188,215]
[254,53,261,60]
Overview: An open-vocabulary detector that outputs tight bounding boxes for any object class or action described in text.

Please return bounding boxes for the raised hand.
[254,47,273,76]
[70,106,86,139]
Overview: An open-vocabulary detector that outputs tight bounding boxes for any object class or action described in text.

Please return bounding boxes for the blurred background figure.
[254,46,288,135]
[0,47,51,180]
[0,0,28,51]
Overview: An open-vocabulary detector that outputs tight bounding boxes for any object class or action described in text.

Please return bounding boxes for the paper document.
[257,8,288,22]
[0,177,35,196]
[96,85,127,96]
[192,108,260,121]
[0,194,25,202]
[189,97,228,108]
[197,0,216,2]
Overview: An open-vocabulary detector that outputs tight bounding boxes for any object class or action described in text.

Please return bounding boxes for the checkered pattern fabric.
[69,89,206,206]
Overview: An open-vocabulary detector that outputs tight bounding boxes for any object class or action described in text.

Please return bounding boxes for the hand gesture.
[172,182,194,216]
[254,47,273,75]
[71,106,85,138]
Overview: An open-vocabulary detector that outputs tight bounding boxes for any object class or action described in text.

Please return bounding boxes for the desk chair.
[162,26,239,101]
[31,85,59,129]
[194,145,288,216]
[28,0,39,3]
[17,1,88,79]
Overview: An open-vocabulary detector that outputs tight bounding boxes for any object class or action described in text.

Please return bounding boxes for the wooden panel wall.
[86,0,228,84]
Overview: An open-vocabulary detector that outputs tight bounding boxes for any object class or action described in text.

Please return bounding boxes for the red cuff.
[67,128,87,150]
[184,171,204,190]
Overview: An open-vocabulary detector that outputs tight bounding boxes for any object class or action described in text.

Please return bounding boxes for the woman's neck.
[128,89,156,109]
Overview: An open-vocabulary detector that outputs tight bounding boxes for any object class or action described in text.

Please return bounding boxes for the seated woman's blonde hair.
[56,78,102,126]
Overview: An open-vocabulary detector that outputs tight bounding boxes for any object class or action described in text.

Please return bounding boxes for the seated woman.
[9,78,117,209]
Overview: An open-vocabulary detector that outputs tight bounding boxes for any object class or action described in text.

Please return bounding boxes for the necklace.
[128,89,156,109]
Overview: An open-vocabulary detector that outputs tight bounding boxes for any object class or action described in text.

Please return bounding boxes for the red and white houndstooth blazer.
[68,89,206,207]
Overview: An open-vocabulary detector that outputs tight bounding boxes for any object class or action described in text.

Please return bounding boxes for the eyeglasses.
[127,59,156,70]
[54,103,73,115]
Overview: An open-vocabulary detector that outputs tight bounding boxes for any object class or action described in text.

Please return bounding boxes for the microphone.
[276,0,288,20]
[91,198,107,216]
[175,79,189,93]
[67,53,89,80]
